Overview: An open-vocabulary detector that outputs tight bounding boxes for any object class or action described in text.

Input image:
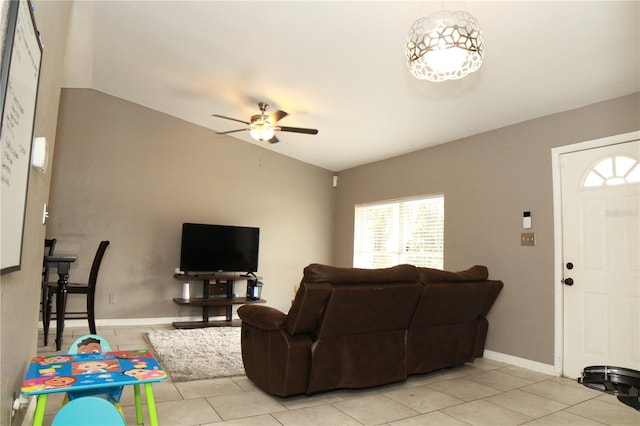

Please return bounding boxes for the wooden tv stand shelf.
[172,272,265,329]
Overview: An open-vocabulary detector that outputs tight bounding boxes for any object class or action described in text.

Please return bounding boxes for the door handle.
[566,262,574,270]
[564,278,574,286]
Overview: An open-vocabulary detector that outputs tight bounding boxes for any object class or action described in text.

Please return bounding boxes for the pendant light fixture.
[249,106,276,141]
[406,10,484,82]
[249,119,275,141]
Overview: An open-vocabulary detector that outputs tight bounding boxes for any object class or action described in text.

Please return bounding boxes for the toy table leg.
[134,384,143,424]
[145,383,159,426]
[32,394,48,426]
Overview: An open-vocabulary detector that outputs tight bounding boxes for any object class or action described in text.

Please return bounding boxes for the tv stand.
[172,272,265,329]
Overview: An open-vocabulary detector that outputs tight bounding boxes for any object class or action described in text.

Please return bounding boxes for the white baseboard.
[483,349,557,376]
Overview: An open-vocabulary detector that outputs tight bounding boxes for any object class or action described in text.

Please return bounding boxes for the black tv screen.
[180,223,259,273]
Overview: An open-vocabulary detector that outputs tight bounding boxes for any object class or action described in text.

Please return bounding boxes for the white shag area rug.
[146,327,244,382]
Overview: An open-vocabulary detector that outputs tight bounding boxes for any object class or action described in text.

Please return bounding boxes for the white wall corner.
[483,350,557,376]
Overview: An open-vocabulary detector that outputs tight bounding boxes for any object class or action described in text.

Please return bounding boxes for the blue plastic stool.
[63,335,124,413]
[68,334,112,354]
[52,396,125,425]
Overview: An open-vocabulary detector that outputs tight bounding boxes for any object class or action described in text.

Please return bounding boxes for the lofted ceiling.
[58,1,640,172]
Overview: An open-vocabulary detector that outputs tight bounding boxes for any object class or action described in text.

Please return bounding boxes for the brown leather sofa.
[237,263,503,397]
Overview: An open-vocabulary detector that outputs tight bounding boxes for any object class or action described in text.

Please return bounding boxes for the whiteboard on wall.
[0,0,42,274]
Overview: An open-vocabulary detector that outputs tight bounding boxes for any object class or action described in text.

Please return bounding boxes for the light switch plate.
[521,232,535,246]
[42,203,48,225]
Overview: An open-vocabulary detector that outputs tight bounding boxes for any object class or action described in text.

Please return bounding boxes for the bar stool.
[44,241,110,345]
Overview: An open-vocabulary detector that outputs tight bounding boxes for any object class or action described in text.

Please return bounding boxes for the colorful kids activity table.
[22,349,167,426]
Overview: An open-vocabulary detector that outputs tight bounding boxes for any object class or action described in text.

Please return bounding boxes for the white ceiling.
[59,1,640,172]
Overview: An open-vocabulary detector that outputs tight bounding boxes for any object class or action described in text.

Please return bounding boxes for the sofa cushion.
[410,282,490,326]
[237,305,286,330]
[418,265,488,283]
[303,263,417,283]
[285,282,332,335]
[315,282,423,338]
[286,263,419,336]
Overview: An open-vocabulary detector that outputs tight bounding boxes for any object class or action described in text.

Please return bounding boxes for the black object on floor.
[578,365,639,410]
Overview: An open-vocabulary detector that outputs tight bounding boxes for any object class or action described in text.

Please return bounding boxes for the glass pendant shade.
[249,120,275,141]
[406,10,484,82]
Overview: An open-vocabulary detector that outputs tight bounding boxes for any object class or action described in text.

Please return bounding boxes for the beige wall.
[334,93,640,365]
[0,2,72,424]
[1,4,637,422]
[47,89,335,321]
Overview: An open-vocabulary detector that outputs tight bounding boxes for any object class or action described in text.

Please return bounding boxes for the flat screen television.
[180,223,260,274]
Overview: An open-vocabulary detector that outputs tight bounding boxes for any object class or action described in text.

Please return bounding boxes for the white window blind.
[353,195,444,269]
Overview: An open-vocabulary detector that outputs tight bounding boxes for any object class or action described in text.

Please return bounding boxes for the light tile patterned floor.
[36,326,640,426]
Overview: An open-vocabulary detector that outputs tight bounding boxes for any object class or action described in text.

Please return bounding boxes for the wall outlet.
[108,293,117,304]
[521,232,536,246]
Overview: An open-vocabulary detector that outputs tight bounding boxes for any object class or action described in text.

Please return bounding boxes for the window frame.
[353,193,444,269]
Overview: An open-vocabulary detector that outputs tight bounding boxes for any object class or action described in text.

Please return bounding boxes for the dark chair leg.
[87,293,96,335]
[43,290,53,346]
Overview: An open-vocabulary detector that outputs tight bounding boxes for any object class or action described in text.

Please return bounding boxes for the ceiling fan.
[212,102,318,144]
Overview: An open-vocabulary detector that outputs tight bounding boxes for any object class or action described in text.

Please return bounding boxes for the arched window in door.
[584,155,640,187]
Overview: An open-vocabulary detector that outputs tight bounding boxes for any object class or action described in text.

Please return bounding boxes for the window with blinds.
[353,194,444,269]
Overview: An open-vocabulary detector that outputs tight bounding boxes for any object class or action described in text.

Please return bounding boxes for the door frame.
[551,130,640,376]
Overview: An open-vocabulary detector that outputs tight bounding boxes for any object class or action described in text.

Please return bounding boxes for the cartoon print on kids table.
[111,350,153,359]
[35,355,74,365]
[44,376,77,388]
[123,367,167,380]
[21,376,77,392]
[72,359,120,375]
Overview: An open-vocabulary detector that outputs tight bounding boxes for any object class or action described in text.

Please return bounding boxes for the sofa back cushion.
[316,282,423,338]
[285,282,332,335]
[417,265,488,283]
[303,263,418,283]
[411,282,491,326]
[286,263,418,336]
[412,265,502,327]
[479,280,504,316]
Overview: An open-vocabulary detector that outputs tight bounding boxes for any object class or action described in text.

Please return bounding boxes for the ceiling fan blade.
[271,110,288,123]
[212,114,250,125]
[216,129,248,135]
[268,135,280,144]
[279,126,319,135]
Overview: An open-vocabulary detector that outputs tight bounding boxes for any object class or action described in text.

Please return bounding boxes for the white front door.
[560,138,639,379]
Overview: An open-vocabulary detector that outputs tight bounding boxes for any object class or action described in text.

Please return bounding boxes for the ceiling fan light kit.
[213,102,318,144]
[406,10,484,82]
[249,116,275,141]
[249,126,275,141]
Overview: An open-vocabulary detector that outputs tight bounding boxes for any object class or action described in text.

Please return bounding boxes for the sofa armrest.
[237,305,287,330]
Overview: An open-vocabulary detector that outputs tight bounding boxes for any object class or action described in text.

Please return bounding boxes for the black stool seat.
[579,365,640,410]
